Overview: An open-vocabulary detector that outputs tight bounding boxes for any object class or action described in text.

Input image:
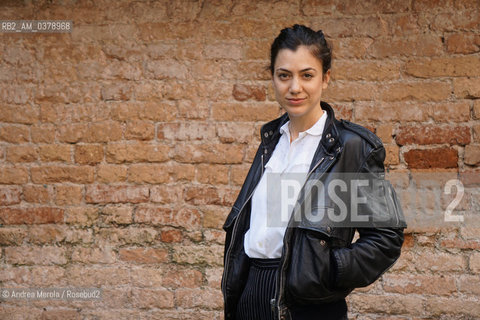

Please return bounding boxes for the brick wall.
[0,0,479,319]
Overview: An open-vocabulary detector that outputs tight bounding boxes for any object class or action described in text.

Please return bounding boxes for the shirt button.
[320,240,326,246]
[327,226,331,233]
[325,133,331,139]
[328,138,335,143]
[264,132,269,137]
[269,130,273,135]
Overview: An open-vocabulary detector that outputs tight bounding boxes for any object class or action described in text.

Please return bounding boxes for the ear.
[322,69,331,89]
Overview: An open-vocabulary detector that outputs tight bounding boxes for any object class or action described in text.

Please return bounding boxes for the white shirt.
[244,111,327,258]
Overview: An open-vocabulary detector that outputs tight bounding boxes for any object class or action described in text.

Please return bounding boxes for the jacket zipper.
[222,147,268,317]
[276,155,343,319]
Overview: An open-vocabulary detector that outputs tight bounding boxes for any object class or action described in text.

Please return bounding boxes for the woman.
[222,25,406,320]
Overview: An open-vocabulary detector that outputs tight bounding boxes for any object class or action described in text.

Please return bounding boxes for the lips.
[287,98,306,105]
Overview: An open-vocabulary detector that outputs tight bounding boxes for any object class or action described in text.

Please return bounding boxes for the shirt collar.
[279,110,327,137]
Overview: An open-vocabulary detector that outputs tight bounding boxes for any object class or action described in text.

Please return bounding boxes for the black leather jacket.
[222,102,406,320]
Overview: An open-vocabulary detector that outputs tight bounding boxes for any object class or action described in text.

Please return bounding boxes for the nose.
[289,77,302,94]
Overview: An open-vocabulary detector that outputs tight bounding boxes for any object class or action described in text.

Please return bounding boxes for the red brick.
[184,185,237,206]
[40,309,80,320]
[202,206,230,229]
[100,82,133,101]
[55,184,83,205]
[96,164,128,183]
[396,125,471,145]
[119,247,169,263]
[66,266,130,287]
[135,205,201,230]
[175,288,223,309]
[5,246,67,265]
[368,35,443,58]
[177,99,210,120]
[425,297,480,317]
[31,166,94,183]
[404,148,458,169]
[458,275,480,295]
[383,274,456,295]
[74,144,103,164]
[384,144,400,166]
[440,238,480,250]
[56,123,88,143]
[348,294,424,315]
[355,102,430,122]
[430,10,479,31]
[212,102,280,121]
[105,142,170,163]
[174,143,244,164]
[85,121,123,142]
[128,163,195,183]
[6,145,38,162]
[406,56,480,78]
[216,122,255,144]
[38,144,72,162]
[0,186,21,205]
[0,104,38,124]
[231,164,250,185]
[0,207,63,225]
[85,185,149,204]
[97,227,157,245]
[322,81,376,102]
[125,120,155,141]
[196,164,229,184]
[131,288,174,308]
[27,225,67,244]
[378,81,451,101]
[232,83,266,101]
[162,266,203,288]
[464,145,480,165]
[71,247,116,264]
[101,205,133,224]
[333,60,401,81]
[446,33,480,54]
[474,100,480,119]
[189,59,224,81]
[0,227,27,245]
[0,124,29,143]
[150,184,183,204]
[160,228,183,243]
[23,184,53,204]
[64,207,98,226]
[431,102,471,122]
[144,59,189,80]
[157,121,216,141]
[330,37,374,59]
[454,77,480,98]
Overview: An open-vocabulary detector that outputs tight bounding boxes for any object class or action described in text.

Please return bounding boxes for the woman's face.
[272,45,330,120]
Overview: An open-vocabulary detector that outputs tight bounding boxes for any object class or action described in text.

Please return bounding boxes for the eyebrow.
[275,67,317,73]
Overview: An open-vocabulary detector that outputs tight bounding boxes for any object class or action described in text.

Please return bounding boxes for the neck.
[288,106,324,142]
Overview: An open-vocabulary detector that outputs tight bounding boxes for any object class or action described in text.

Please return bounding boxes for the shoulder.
[337,119,383,150]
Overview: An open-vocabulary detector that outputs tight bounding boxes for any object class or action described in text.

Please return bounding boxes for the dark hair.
[269,24,332,77]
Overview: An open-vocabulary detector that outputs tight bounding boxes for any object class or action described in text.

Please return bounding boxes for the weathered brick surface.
[1,0,479,318]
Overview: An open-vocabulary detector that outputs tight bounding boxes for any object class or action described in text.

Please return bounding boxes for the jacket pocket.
[286,225,352,305]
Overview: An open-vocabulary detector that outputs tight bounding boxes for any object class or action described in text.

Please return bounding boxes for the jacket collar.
[260,101,341,155]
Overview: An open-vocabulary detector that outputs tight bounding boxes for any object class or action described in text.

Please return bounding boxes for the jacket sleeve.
[331,146,406,289]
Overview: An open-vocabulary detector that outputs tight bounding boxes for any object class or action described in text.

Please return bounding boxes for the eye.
[303,73,314,79]
[277,73,290,80]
